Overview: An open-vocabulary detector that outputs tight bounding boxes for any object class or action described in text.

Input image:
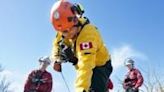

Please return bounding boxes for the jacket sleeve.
[50,33,62,62]
[75,36,97,92]
[134,69,144,89]
[24,71,34,92]
[75,53,96,92]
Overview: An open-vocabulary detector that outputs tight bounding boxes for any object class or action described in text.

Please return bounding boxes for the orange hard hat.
[50,0,78,31]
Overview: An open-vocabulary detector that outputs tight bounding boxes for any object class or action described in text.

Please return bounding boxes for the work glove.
[124,78,131,83]
[53,62,62,72]
[59,44,78,65]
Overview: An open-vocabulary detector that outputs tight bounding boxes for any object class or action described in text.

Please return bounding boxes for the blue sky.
[0,0,164,92]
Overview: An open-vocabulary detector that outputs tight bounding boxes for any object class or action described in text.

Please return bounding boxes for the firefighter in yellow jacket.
[50,1,113,92]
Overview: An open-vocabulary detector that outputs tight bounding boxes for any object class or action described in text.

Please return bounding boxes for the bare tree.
[0,64,13,92]
[143,68,164,92]
[0,65,3,72]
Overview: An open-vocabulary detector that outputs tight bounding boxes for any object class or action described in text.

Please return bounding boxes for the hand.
[123,82,131,89]
[123,83,128,89]
[124,78,131,82]
[53,62,62,72]
[68,56,78,65]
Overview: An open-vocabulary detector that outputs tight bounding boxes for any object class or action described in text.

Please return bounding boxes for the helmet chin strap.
[130,64,134,70]
[75,26,82,36]
[132,63,134,68]
[70,25,82,40]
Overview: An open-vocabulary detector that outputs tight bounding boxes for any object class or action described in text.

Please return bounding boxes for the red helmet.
[50,0,78,31]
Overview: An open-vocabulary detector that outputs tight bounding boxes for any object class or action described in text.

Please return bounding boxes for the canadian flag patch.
[80,42,93,50]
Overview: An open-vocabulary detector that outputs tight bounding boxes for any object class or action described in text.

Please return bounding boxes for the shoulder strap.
[73,18,90,52]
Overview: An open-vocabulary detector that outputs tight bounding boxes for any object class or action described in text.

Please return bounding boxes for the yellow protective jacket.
[51,18,111,92]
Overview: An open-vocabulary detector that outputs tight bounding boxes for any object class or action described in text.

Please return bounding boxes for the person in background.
[123,58,144,92]
[24,56,52,92]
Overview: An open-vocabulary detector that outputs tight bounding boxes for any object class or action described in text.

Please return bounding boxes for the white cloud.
[0,70,13,78]
[111,44,148,69]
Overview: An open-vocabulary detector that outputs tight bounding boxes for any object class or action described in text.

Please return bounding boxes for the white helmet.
[124,58,134,66]
[39,56,51,65]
